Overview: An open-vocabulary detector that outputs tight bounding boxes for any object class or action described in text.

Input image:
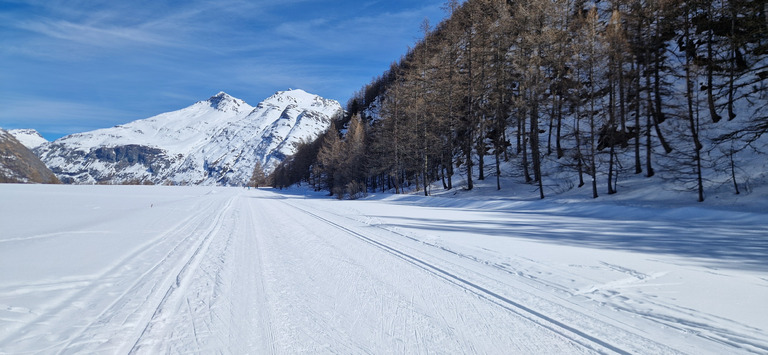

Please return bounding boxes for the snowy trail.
[1,185,766,353]
[289,194,768,354]
[278,200,637,354]
[244,195,591,354]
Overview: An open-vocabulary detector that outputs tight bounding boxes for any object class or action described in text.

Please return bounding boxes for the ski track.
[291,195,768,354]
[0,190,233,353]
[275,198,680,355]
[127,194,236,354]
[246,195,588,354]
[1,185,765,354]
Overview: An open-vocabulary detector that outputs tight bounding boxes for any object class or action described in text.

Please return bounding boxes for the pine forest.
[269,0,768,202]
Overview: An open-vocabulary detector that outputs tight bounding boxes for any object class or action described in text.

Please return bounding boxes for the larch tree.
[249,160,267,188]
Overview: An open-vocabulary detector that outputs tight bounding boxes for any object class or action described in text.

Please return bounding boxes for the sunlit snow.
[0,184,765,354]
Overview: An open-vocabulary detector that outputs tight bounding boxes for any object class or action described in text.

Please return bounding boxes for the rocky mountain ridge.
[0,128,59,184]
[35,89,342,185]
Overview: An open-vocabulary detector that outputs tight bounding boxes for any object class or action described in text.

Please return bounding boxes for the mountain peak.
[206,92,245,113]
[37,90,341,186]
[210,91,231,99]
[269,89,313,101]
[264,89,342,117]
[8,128,48,150]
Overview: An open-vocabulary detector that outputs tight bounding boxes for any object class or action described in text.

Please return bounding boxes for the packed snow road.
[0,185,766,354]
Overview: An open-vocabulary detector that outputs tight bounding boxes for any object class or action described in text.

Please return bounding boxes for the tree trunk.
[531,100,544,199]
[496,149,501,190]
[447,155,454,190]
[645,59,655,178]
[706,8,722,123]
[576,115,585,188]
[684,8,705,202]
[730,149,740,194]
[466,137,474,190]
[556,93,564,159]
[521,106,532,183]
[633,59,642,174]
[608,65,617,195]
[478,141,485,181]
[547,95,555,156]
[727,1,737,120]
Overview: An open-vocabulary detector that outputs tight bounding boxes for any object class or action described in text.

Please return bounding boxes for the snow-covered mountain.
[0,128,59,184]
[8,129,48,150]
[36,89,342,185]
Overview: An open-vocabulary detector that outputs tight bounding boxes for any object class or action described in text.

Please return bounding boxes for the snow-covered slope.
[36,90,342,185]
[8,129,48,150]
[0,128,58,184]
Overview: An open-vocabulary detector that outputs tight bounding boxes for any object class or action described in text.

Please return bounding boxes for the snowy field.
[0,184,766,354]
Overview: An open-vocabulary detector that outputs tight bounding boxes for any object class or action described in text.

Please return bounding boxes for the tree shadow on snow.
[373,214,768,272]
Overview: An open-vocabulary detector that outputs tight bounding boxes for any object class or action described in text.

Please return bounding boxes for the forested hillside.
[271,0,767,201]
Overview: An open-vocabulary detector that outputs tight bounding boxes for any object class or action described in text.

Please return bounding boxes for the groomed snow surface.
[1,184,766,354]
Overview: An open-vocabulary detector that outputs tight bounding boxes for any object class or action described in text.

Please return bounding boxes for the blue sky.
[0,0,450,140]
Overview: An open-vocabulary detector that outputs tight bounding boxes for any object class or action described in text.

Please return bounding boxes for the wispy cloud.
[2,0,260,52]
[0,0,450,138]
[14,19,175,48]
[272,4,444,56]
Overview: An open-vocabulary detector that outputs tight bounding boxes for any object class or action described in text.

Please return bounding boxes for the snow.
[6,129,47,149]
[0,183,765,354]
[35,89,342,185]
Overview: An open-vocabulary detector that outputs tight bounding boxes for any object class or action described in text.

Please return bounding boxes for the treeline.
[271,0,767,201]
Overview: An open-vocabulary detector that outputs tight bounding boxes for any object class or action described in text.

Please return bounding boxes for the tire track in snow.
[280,200,644,355]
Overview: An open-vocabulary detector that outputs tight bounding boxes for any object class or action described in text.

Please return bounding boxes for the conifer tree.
[249,160,267,188]
[316,123,343,195]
